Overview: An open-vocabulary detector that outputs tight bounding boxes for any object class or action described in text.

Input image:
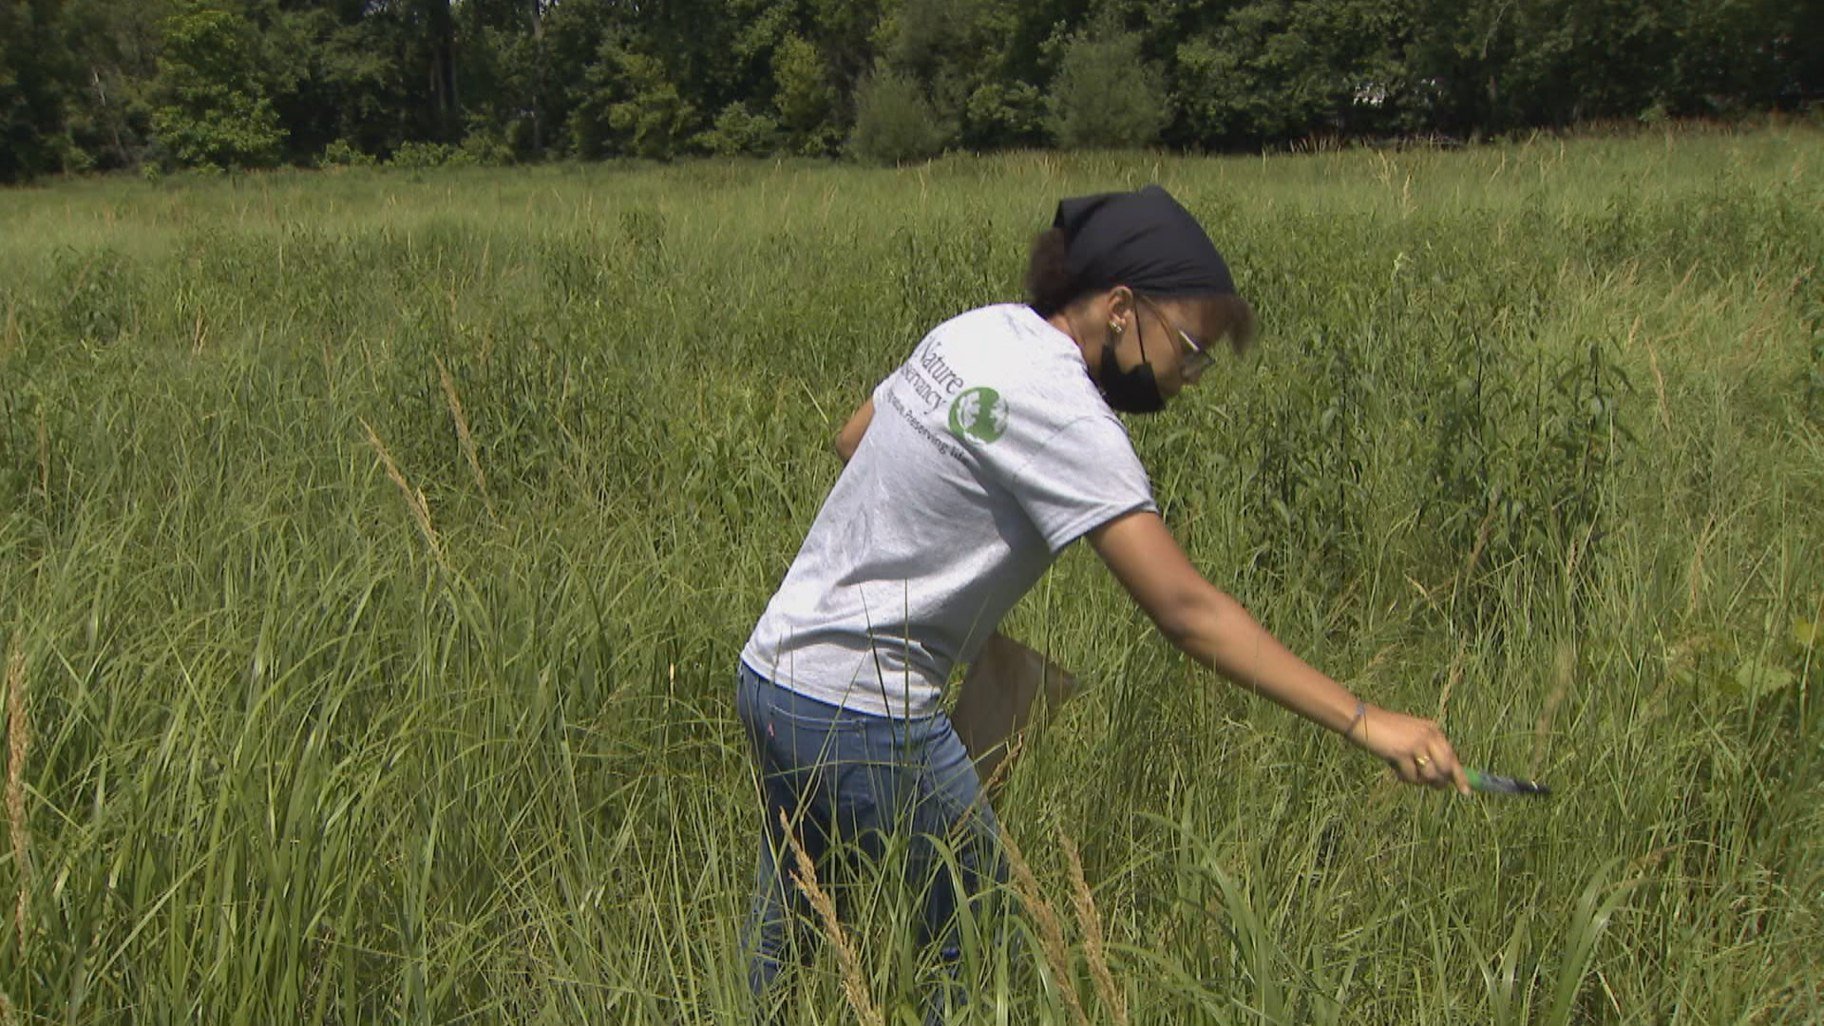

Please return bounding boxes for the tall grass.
[1,125,1821,1023]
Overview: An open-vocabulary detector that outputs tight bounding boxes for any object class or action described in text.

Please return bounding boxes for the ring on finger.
[1414,755,1432,768]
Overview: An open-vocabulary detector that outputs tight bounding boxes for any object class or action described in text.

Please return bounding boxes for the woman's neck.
[1048,308,1103,379]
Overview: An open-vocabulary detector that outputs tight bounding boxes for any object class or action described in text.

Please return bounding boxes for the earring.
[1108,319,1125,336]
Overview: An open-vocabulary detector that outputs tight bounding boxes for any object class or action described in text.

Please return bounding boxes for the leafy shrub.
[570,45,695,160]
[1048,27,1167,149]
[387,141,459,170]
[696,103,781,157]
[459,127,515,167]
[963,81,1048,148]
[850,68,945,165]
[318,138,374,168]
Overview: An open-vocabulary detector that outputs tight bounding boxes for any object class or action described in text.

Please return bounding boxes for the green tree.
[773,33,839,154]
[445,0,565,158]
[1170,0,1421,146]
[544,0,747,158]
[150,0,283,168]
[1049,22,1167,149]
[641,0,746,121]
[809,0,888,96]
[13,0,1824,173]
[570,41,695,159]
[60,0,171,171]
[414,0,459,140]
[875,0,1039,149]
[0,0,73,181]
[1404,0,1803,133]
[539,0,619,155]
[250,1,397,164]
[336,0,462,149]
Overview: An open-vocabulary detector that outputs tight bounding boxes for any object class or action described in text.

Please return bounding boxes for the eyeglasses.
[1138,295,1213,379]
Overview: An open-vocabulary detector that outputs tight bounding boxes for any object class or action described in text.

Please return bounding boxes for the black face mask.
[1097,324,1165,414]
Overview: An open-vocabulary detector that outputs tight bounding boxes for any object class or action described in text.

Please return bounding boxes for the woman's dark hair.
[1024,227,1079,318]
[1025,226,1258,354]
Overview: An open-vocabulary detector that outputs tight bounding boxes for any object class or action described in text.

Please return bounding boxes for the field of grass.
[1,125,1821,1024]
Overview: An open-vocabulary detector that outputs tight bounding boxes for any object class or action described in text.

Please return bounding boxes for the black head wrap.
[1053,184,1235,298]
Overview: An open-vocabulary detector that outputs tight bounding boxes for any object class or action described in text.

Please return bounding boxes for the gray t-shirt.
[741,304,1156,719]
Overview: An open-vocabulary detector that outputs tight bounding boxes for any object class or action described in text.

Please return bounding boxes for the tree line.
[3,0,1819,181]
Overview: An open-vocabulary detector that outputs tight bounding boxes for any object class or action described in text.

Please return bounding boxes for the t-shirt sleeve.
[1005,414,1157,554]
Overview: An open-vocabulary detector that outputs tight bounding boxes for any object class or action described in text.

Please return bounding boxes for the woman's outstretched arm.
[833,398,874,464]
[1089,509,1468,792]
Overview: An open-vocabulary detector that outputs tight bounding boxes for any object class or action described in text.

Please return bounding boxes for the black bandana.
[1052,185,1235,298]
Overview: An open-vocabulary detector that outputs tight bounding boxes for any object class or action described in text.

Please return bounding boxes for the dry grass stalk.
[1359,643,1396,680]
[360,419,446,567]
[946,732,1026,859]
[1639,329,1673,435]
[1436,641,1467,722]
[1533,638,1576,771]
[1059,830,1126,1026]
[976,730,1025,805]
[1454,500,1500,596]
[778,810,881,1026]
[1562,522,1592,586]
[5,643,29,951]
[35,407,49,502]
[1,302,18,362]
[1686,514,1718,618]
[1001,828,1088,1026]
[434,356,495,518]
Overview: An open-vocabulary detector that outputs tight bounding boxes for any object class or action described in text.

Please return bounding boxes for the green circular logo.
[948,387,1009,443]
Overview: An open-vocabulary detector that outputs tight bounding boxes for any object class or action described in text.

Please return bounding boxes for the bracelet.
[1343,699,1367,739]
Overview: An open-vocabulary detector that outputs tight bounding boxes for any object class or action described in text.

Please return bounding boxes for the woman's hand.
[1346,706,1470,794]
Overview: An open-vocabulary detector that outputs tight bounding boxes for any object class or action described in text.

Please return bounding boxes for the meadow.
[0,125,1820,1024]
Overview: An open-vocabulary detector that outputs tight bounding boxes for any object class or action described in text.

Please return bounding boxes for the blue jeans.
[735,661,1004,1022]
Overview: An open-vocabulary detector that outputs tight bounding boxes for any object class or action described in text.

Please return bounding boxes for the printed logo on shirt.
[902,338,967,415]
[948,387,1008,443]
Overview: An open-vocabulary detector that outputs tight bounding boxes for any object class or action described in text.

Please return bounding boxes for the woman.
[736,185,1467,1018]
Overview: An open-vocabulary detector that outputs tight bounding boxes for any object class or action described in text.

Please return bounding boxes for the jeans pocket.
[765,685,874,733]
[735,667,770,740]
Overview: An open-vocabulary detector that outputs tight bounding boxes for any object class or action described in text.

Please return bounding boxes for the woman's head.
[1026,186,1255,411]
